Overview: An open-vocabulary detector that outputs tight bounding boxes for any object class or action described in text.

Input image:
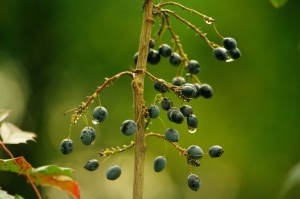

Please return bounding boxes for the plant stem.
[132,0,154,198]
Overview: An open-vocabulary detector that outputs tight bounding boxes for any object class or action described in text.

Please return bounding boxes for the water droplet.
[188,127,197,134]
[92,119,99,125]
[226,58,234,63]
[204,16,215,25]
[205,20,213,25]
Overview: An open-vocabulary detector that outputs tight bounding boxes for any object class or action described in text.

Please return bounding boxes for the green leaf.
[30,165,80,199]
[0,157,32,175]
[0,110,11,123]
[270,0,288,8]
[0,122,36,144]
[280,162,300,196]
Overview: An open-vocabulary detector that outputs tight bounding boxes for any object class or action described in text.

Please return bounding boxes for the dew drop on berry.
[92,119,100,125]
[188,127,197,134]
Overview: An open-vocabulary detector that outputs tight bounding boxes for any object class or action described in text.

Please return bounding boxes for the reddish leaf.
[0,122,36,144]
[0,157,32,175]
[30,166,80,199]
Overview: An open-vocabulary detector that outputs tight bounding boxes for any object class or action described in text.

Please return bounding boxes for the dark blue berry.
[213,47,228,61]
[106,165,122,180]
[147,49,161,65]
[223,37,237,51]
[172,76,186,86]
[134,52,138,66]
[153,156,167,172]
[228,48,241,59]
[153,81,168,93]
[187,145,203,160]
[158,44,172,57]
[169,52,181,66]
[165,128,179,142]
[198,84,213,99]
[84,159,100,171]
[161,98,173,111]
[180,105,193,117]
[187,174,201,191]
[93,106,108,123]
[60,139,74,155]
[194,83,201,98]
[80,127,96,145]
[187,60,200,74]
[187,114,198,129]
[148,105,160,119]
[120,120,137,136]
[209,145,224,158]
[167,107,184,124]
[182,83,197,98]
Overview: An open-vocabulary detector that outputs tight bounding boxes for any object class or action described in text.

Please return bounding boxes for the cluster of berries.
[213,37,241,61]
[60,106,138,181]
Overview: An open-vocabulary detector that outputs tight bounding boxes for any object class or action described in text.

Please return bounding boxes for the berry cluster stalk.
[132,0,154,198]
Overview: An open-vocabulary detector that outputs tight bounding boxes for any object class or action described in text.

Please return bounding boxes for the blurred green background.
[1,0,300,198]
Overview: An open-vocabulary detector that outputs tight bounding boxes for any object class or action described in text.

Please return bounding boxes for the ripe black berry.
[223,37,237,51]
[180,105,193,117]
[187,174,201,191]
[213,47,228,61]
[167,107,184,124]
[158,44,172,57]
[106,165,122,180]
[169,52,181,66]
[120,120,137,136]
[147,49,161,65]
[187,60,200,74]
[148,105,160,119]
[228,48,241,59]
[182,83,197,99]
[161,98,173,111]
[208,145,224,158]
[187,114,198,129]
[165,128,179,142]
[80,127,96,145]
[187,145,203,160]
[153,81,168,93]
[84,159,100,171]
[153,156,167,172]
[60,139,74,155]
[93,106,108,123]
[198,83,213,99]
[172,76,186,86]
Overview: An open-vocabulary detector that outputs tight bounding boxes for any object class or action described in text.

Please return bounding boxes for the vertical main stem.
[132,0,154,199]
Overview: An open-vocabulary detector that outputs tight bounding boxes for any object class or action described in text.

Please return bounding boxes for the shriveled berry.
[172,76,186,86]
[147,49,161,65]
[148,105,160,119]
[106,165,122,180]
[120,120,137,136]
[187,114,198,129]
[165,128,179,142]
[187,60,200,74]
[169,52,181,66]
[168,107,184,124]
[213,47,228,61]
[158,44,172,57]
[153,156,167,172]
[198,83,213,99]
[149,38,155,48]
[182,83,197,98]
[161,98,173,111]
[153,81,168,93]
[134,52,138,66]
[228,48,241,59]
[209,145,224,158]
[84,159,99,171]
[187,174,201,191]
[180,105,193,117]
[93,106,108,123]
[223,37,237,51]
[80,127,96,145]
[60,139,74,155]
[187,145,203,160]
